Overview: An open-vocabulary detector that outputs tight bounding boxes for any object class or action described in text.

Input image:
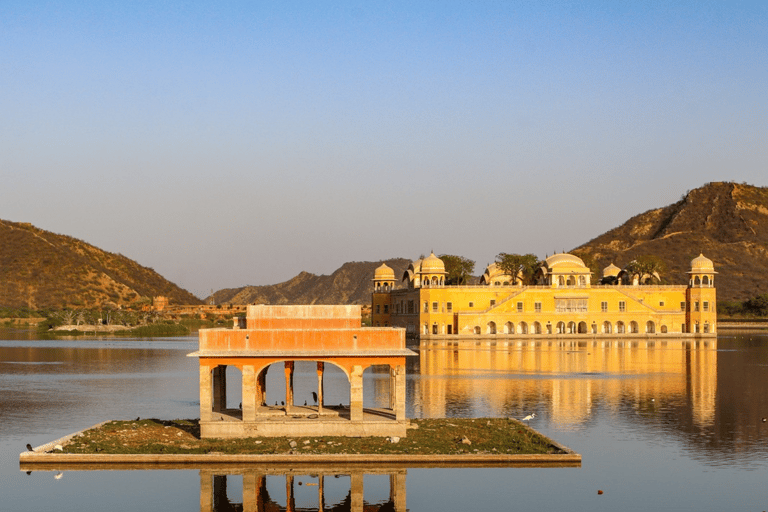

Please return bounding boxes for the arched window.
[617,321,625,334]
[504,321,514,334]
[603,321,612,334]
[518,322,528,334]
[474,326,481,335]
[487,321,497,334]
[558,276,565,286]
[702,276,709,285]
[532,322,542,334]
[646,321,655,333]
[630,321,639,333]
[660,325,668,333]
[557,321,566,334]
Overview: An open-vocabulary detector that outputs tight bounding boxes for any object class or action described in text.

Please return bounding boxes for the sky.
[2,1,766,298]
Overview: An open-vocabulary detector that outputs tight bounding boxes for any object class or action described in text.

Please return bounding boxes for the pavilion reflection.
[201,468,406,512]
[413,339,717,428]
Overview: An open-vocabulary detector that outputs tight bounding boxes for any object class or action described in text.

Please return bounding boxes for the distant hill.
[0,219,202,309]
[208,259,412,306]
[573,182,768,302]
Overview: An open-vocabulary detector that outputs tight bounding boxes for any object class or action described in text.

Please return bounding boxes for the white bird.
[522,413,536,421]
[54,472,63,480]
[54,444,63,452]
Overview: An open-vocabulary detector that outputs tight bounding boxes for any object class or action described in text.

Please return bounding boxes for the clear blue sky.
[2,1,766,297]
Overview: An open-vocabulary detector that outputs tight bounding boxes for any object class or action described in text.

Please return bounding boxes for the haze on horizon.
[2,1,766,298]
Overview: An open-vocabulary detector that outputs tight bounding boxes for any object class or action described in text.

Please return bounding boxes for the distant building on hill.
[372,252,717,343]
[152,296,168,311]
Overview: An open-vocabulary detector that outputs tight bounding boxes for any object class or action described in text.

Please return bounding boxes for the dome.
[603,263,621,278]
[545,253,587,269]
[421,252,446,273]
[690,253,715,272]
[374,263,395,281]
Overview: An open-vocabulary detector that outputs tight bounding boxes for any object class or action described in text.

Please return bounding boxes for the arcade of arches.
[190,305,415,438]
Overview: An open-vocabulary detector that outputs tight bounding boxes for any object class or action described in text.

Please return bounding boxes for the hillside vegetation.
[573,182,768,302]
[0,220,202,309]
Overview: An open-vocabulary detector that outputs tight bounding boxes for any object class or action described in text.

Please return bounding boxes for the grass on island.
[58,418,565,456]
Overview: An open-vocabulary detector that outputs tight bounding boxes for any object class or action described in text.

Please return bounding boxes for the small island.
[21,417,579,467]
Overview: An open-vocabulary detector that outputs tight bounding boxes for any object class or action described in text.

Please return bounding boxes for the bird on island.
[275,401,278,406]
[135,416,140,421]
[26,444,34,452]
[281,401,285,406]
[304,400,307,406]
[312,392,318,404]
[522,413,536,422]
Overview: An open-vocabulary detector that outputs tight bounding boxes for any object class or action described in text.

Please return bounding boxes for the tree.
[744,294,768,316]
[439,254,475,285]
[626,255,666,284]
[495,253,541,285]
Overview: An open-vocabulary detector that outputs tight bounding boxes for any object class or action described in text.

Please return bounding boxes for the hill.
[208,259,412,306]
[573,182,768,302]
[0,219,202,309]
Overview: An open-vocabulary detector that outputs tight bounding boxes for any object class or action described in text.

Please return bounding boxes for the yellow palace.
[372,252,716,343]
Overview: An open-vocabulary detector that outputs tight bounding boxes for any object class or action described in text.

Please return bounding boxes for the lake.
[1,328,767,511]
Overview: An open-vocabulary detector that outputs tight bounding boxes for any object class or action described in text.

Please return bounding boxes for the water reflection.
[201,468,406,512]
[412,339,717,428]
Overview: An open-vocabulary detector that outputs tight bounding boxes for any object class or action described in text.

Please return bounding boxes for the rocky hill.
[0,219,202,309]
[208,259,412,306]
[573,182,768,302]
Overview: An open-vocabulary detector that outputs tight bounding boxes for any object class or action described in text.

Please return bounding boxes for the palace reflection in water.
[201,468,406,512]
[412,339,717,430]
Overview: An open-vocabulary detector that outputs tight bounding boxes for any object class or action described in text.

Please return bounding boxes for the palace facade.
[372,252,717,342]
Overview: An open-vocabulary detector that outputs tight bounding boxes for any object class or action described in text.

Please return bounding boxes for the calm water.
[1,329,767,511]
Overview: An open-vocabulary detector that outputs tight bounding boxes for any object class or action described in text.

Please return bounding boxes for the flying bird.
[54,472,63,480]
[522,413,536,421]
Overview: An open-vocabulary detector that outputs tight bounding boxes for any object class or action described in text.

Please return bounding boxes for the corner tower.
[686,254,717,334]
[372,263,395,326]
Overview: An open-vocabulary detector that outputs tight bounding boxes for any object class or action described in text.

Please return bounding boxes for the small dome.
[374,263,395,280]
[691,254,715,270]
[690,253,714,271]
[421,252,446,273]
[603,263,621,278]
[545,253,587,269]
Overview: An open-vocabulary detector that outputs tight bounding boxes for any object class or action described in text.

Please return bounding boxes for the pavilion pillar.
[286,474,295,512]
[284,361,294,413]
[257,366,268,406]
[200,471,213,512]
[255,474,266,512]
[242,365,257,422]
[212,365,226,413]
[318,474,325,512]
[394,364,406,421]
[316,362,325,413]
[389,366,396,410]
[350,472,364,512]
[199,365,213,422]
[350,365,364,422]
[391,470,407,512]
[243,472,257,512]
